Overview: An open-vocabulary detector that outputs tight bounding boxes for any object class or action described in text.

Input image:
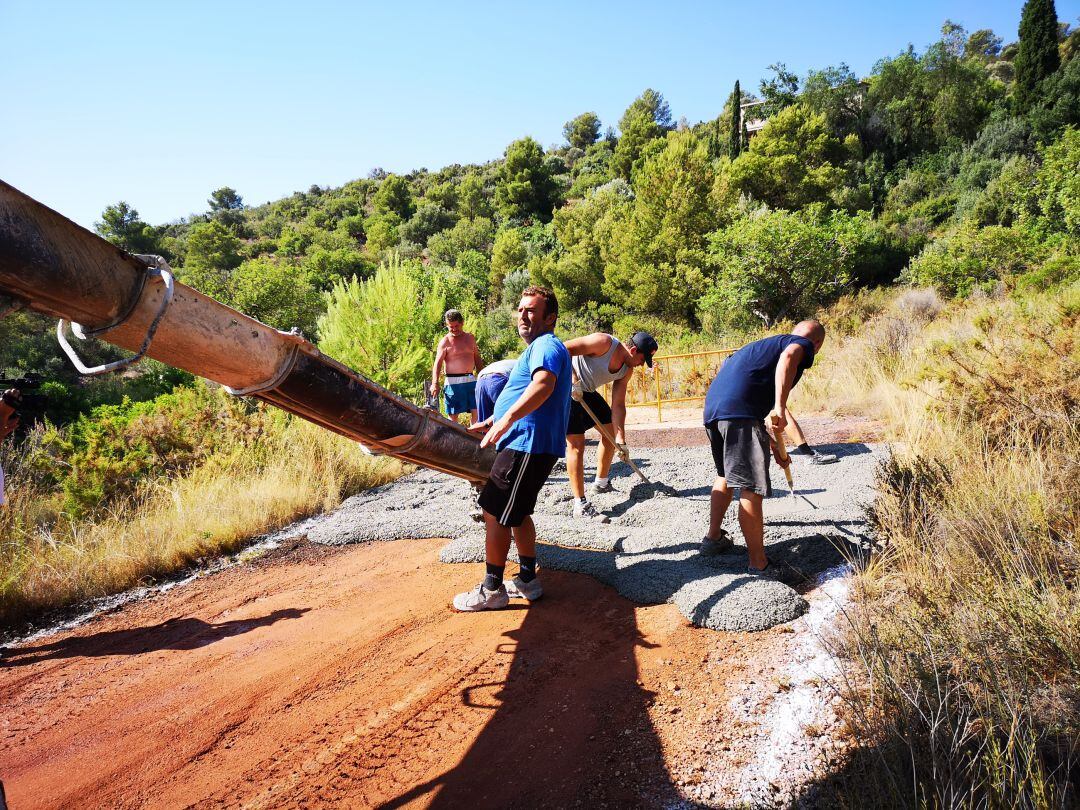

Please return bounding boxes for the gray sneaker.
[452,583,509,612]
[573,499,610,523]
[791,446,839,464]
[700,531,734,556]
[505,575,543,601]
[591,479,614,494]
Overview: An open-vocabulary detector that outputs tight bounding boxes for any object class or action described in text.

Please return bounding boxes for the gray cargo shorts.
[704,418,773,496]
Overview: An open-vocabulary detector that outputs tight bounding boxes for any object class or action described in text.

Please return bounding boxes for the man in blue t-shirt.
[453,286,572,612]
[699,320,826,573]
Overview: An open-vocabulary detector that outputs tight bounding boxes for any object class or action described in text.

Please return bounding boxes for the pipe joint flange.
[223,343,301,397]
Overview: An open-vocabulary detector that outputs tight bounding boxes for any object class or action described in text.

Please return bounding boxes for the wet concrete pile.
[309,443,886,631]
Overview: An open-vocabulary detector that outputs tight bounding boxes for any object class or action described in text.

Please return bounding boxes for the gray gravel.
[310,443,886,631]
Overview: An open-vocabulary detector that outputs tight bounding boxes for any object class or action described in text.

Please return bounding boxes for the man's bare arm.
[563,332,612,358]
[431,339,447,391]
[610,371,632,445]
[769,344,804,432]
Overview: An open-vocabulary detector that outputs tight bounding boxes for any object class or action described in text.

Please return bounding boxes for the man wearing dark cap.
[562,331,658,520]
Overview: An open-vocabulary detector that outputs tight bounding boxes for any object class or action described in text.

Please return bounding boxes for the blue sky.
[2,0,1077,229]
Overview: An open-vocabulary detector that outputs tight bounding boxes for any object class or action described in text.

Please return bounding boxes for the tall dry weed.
[809,284,1080,807]
[0,415,403,631]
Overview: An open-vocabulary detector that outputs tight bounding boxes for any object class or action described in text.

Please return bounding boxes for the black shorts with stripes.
[478,448,559,528]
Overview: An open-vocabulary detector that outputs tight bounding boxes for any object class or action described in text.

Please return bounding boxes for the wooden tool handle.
[772,426,795,489]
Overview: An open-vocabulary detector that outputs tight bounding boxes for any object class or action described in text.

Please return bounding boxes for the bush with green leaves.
[903,224,1043,295]
[400,202,456,246]
[363,213,402,256]
[427,217,495,266]
[612,88,672,181]
[372,174,415,221]
[301,247,372,289]
[181,220,243,298]
[317,255,445,401]
[536,181,631,310]
[229,259,322,338]
[718,103,861,211]
[1031,125,1080,237]
[703,206,866,330]
[32,382,272,516]
[605,130,717,320]
[494,137,560,223]
[969,154,1040,227]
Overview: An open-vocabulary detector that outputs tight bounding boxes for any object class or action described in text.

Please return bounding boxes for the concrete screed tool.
[573,391,651,485]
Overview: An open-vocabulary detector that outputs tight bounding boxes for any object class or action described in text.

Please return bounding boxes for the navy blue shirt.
[703,335,815,423]
[492,332,572,456]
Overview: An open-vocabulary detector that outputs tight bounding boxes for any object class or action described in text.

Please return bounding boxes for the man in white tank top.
[563,331,658,520]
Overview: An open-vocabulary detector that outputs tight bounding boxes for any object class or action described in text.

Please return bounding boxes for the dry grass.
[798,284,1080,807]
[0,418,403,631]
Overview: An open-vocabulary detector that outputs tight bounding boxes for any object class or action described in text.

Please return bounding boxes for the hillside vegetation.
[1,3,1079,805]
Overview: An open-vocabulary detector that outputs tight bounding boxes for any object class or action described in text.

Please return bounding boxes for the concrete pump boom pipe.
[0,179,496,484]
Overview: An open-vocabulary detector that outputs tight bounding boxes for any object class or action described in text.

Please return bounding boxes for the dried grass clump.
[811,283,1080,807]
[0,412,402,631]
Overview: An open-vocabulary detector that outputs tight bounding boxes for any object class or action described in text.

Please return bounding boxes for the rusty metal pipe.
[0,179,496,484]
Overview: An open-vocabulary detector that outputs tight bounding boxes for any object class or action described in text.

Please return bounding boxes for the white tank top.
[572,336,629,393]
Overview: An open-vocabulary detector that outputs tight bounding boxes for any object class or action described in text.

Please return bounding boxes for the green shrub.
[31,383,271,516]
[904,225,1044,296]
[317,255,445,401]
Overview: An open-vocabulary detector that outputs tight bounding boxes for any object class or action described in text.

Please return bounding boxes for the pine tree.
[1014,0,1061,114]
[729,80,743,159]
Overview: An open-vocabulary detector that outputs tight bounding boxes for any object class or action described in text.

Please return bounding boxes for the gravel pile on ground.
[310,443,886,631]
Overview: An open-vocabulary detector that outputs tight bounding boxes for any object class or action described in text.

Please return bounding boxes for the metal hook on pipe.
[57,265,175,376]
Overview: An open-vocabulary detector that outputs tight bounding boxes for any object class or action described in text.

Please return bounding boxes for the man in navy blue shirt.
[700,320,826,572]
[454,286,572,611]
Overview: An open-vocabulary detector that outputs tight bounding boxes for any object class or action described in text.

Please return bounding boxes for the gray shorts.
[704,419,772,496]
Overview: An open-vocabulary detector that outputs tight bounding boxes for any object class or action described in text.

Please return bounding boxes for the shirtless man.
[563,331,658,520]
[432,309,483,423]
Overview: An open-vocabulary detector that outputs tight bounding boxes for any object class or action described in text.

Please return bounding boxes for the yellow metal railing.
[604,348,738,423]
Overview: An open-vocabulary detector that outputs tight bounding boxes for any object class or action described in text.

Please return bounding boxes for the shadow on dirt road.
[376,580,696,809]
[1,608,308,667]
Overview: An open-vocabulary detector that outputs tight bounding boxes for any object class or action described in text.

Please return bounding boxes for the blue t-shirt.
[703,334,815,423]
[492,332,571,456]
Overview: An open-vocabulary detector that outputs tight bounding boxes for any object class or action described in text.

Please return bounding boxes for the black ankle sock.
[518,555,537,583]
[797,443,813,454]
[484,563,505,591]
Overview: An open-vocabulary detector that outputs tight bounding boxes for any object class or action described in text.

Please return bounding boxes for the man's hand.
[479,415,513,449]
[468,417,493,433]
[767,406,789,434]
[768,432,791,469]
[1,412,19,440]
[0,389,19,423]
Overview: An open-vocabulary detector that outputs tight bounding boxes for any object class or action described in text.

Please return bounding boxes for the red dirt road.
[1,537,783,809]
[2,415,873,808]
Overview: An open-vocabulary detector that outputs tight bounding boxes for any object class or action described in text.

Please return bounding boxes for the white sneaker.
[573,499,610,523]
[504,575,543,601]
[452,583,509,612]
[591,479,614,494]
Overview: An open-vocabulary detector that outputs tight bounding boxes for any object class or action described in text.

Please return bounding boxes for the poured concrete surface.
[310,442,885,632]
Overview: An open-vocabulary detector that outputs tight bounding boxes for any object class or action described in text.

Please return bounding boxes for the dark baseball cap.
[630,331,659,366]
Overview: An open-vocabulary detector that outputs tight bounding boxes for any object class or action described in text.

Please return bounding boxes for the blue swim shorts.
[444,375,477,415]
